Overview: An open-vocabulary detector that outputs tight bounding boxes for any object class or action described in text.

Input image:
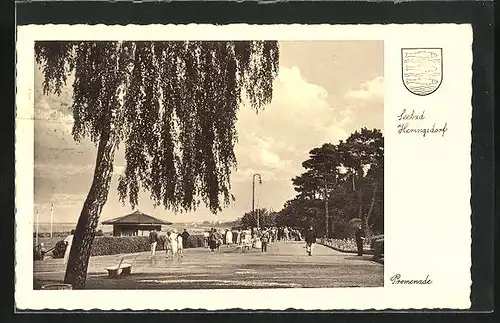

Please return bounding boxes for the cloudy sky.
[34,40,383,224]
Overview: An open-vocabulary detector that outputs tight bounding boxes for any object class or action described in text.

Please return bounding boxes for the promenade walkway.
[34,241,383,289]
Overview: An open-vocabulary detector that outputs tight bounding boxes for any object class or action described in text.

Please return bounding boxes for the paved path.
[34,241,383,289]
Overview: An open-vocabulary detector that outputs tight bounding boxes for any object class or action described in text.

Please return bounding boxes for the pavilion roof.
[101,210,172,226]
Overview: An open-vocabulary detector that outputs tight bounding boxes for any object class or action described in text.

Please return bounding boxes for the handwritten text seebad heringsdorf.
[397,109,448,137]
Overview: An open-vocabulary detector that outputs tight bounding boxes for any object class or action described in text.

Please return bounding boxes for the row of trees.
[277,128,384,238]
[237,208,279,229]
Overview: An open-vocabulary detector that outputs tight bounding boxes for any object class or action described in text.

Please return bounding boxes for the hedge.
[51,234,206,258]
[186,235,206,248]
[53,240,67,258]
[318,238,373,254]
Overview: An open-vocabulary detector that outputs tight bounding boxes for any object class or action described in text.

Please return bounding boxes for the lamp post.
[252,174,262,230]
[50,203,54,238]
[35,208,39,246]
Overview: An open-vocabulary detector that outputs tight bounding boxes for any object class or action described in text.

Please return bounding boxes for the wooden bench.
[105,253,141,278]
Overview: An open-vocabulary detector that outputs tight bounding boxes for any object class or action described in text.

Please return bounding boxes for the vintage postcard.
[16,24,472,310]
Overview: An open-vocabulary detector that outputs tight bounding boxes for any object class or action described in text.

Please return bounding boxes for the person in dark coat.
[208,228,217,251]
[181,229,190,249]
[149,229,159,258]
[260,229,270,252]
[304,226,317,256]
[355,224,365,256]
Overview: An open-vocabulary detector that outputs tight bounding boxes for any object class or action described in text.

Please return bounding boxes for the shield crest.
[402,48,443,96]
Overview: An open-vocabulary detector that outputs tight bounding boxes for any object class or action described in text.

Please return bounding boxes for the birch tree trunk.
[64,128,118,289]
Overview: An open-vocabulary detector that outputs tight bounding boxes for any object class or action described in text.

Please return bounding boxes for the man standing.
[181,229,190,249]
[208,228,217,251]
[261,229,270,252]
[355,224,365,256]
[149,229,159,258]
[304,226,316,256]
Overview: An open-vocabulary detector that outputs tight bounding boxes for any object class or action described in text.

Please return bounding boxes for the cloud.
[235,66,349,183]
[34,66,75,134]
[344,76,384,100]
[340,76,384,132]
[33,63,381,222]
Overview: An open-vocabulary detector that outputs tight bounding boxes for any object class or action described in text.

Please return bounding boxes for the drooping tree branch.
[35,41,279,214]
[35,40,280,288]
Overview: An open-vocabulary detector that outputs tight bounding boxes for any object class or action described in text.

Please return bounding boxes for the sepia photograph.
[32,40,384,290]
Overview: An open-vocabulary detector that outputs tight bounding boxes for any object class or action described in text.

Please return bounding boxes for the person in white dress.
[225,229,233,246]
[203,230,210,247]
[63,229,75,265]
[177,233,183,258]
[165,232,172,259]
[169,229,179,258]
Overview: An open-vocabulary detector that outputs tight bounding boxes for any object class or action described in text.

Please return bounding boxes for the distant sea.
[33,222,232,234]
[34,222,112,233]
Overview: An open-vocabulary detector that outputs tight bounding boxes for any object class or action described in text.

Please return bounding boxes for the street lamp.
[252,173,262,230]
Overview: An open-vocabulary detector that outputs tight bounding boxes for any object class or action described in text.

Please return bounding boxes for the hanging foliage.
[35,41,279,213]
[35,40,279,288]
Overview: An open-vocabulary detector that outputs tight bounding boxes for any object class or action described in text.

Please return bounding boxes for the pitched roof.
[101,210,172,225]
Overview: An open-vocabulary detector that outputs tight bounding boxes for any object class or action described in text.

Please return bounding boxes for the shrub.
[49,234,208,259]
[90,236,151,256]
[96,229,104,236]
[52,240,67,259]
[320,237,371,253]
[186,235,205,248]
[371,236,384,258]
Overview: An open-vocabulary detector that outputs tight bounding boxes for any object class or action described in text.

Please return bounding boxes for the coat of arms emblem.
[402,48,443,96]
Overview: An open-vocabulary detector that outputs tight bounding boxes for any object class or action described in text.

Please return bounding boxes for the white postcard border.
[16,23,472,310]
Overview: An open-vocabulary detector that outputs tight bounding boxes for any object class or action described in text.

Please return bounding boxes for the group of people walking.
[206,228,254,251]
[207,228,222,251]
[147,224,365,259]
[259,226,316,255]
[204,227,273,252]
[147,225,317,257]
[61,223,365,269]
[202,226,315,254]
[276,226,303,242]
[149,228,191,260]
